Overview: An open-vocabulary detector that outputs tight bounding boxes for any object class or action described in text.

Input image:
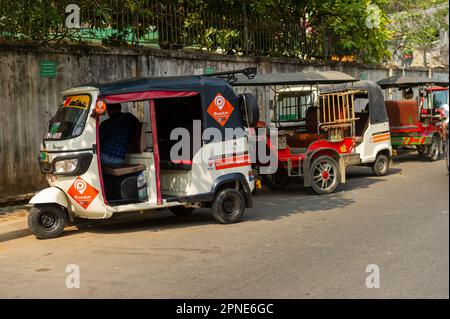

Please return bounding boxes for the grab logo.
[67,177,99,209]
[215,95,225,110]
[207,93,234,126]
[74,179,87,194]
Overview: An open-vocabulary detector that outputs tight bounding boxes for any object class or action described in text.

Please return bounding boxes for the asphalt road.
[0,153,448,298]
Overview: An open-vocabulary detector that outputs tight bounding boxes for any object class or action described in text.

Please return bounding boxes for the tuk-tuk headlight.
[53,159,79,173]
[49,153,93,176]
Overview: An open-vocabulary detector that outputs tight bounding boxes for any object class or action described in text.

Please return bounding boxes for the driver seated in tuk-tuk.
[99,103,139,166]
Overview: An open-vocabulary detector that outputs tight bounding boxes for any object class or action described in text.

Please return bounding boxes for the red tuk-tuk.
[231,71,361,194]
[377,76,449,161]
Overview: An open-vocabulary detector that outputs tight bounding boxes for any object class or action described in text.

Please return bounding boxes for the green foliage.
[390,0,448,50]
[0,0,67,42]
[0,0,394,63]
[306,0,393,63]
[203,28,240,53]
[383,0,448,13]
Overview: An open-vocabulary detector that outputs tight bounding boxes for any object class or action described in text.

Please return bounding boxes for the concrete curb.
[0,218,31,242]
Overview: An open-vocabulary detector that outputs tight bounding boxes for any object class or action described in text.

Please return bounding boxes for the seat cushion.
[103,163,146,176]
[287,133,319,148]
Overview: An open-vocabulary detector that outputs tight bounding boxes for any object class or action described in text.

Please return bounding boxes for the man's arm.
[99,120,110,144]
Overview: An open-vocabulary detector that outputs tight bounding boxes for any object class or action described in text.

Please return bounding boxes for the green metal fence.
[0,0,355,59]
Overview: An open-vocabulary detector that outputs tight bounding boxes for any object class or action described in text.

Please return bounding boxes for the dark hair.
[106,103,122,111]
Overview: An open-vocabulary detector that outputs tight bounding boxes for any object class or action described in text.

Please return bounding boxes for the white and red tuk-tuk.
[30,70,259,239]
[232,73,392,194]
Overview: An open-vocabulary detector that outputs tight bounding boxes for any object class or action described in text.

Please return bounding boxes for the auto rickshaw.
[319,81,393,176]
[231,71,364,194]
[377,76,449,161]
[29,69,259,239]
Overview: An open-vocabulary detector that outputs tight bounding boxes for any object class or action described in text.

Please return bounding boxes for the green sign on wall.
[359,72,368,80]
[204,67,215,74]
[39,60,57,78]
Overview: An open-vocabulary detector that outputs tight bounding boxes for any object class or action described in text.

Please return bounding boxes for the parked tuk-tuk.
[377,75,449,161]
[320,81,393,176]
[231,71,366,194]
[29,69,259,239]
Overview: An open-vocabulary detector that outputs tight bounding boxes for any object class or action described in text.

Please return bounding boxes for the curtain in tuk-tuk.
[364,81,389,124]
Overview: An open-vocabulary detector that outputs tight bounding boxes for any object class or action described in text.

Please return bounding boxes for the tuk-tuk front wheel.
[372,153,390,176]
[28,205,67,239]
[212,189,245,224]
[310,156,340,195]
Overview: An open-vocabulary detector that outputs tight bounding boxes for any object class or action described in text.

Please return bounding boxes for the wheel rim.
[313,160,336,191]
[40,212,56,228]
[430,139,439,158]
[377,158,387,174]
[223,198,239,215]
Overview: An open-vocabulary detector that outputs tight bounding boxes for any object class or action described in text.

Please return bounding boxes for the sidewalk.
[0,205,31,242]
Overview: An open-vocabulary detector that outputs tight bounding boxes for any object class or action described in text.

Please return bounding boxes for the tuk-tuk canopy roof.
[320,80,388,124]
[76,75,245,131]
[377,75,449,89]
[78,75,232,97]
[230,71,357,86]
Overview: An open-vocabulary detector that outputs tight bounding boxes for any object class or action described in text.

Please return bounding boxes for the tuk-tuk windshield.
[432,90,449,108]
[44,95,91,140]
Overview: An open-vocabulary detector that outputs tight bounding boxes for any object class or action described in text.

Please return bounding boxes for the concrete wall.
[0,42,448,198]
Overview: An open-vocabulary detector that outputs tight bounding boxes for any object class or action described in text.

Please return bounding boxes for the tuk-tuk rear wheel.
[428,136,441,162]
[28,205,67,239]
[212,189,245,224]
[310,156,340,195]
[372,154,390,176]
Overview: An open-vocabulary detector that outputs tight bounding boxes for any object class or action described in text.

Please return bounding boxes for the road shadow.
[60,165,388,238]
[393,151,446,163]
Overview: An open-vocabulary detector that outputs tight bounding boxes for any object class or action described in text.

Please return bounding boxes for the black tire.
[238,93,259,127]
[372,153,390,176]
[428,135,441,162]
[261,169,289,190]
[27,205,67,239]
[168,206,195,216]
[417,145,427,156]
[212,189,245,224]
[310,156,340,195]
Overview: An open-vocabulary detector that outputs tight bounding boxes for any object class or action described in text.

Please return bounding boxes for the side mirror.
[95,100,107,116]
[238,93,260,127]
